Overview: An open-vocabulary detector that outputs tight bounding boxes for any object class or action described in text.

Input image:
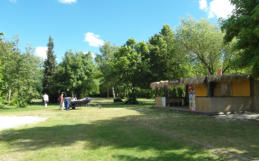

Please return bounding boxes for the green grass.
[0,98,258,161]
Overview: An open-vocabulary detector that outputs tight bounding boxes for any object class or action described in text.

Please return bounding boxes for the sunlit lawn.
[0,98,258,161]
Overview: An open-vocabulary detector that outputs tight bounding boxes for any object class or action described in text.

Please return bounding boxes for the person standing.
[43,93,49,108]
[59,93,65,110]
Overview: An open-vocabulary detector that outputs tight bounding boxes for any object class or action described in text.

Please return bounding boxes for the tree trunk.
[112,86,115,99]
[106,86,110,98]
[8,88,11,103]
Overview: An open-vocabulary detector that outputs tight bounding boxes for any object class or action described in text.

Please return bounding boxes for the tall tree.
[14,48,42,107]
[53,51,98,98]
[96,42,118,98]
[221,0,259,76]
[110,39,150,103]
[43,36,56,102]
[176,18,225,75]
[0,37,20,103]
[148,24,186,81]
[0,35,42,107]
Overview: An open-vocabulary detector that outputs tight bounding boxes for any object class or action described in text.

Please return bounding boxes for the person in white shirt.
[43,93,49,108]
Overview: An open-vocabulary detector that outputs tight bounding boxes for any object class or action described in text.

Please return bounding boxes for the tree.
[14,48,42,107]
[43,36,56,102]
[96,42,119,98]
[0,35,42,107]
[176,18,226,75]
[221,0,259,76]
[53,51,98,98]
[110,39,150,103]
[148,24,186,81]
[0,37,20,103]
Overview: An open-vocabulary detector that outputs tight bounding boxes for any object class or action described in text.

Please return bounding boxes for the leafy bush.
[124,96,138,104]
[134,88,155,98]
[157,86,186,98]
[0,101,4,108]
[114,97,123,103]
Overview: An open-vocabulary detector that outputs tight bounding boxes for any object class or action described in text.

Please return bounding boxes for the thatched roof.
[206,74,250,83]
[183,76,206,85]
[150,80,170,90]
[150,74,251,90]
[150,79,184,90]
[185,74,251,85]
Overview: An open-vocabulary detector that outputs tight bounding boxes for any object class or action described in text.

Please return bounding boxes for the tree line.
[0,0,258,106]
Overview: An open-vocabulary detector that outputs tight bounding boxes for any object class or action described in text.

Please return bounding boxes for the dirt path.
[0,116,47,131]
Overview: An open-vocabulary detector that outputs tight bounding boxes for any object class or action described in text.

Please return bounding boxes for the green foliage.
[221,0,259,76]
[96,41,119,97]
[110,39,151,102]
[43,36,57,102]
[176,18,225,75]
[124,96,139,104]
[148,25,186,80]
[134,88,154,98]
[113,97,123,103]
[53,51,98,98]
[0,35,42,107]
[168,86,186,98]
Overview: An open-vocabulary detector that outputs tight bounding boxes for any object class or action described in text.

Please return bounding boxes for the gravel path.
[0,116,47,131]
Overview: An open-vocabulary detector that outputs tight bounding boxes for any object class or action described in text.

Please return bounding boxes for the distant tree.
[110,39,150,103]
[221,0,259,76]
[14,47,42,107]
[53,51,98,98]
[148,24,186,81]
[43,36,56,102]
[96,42,119,98]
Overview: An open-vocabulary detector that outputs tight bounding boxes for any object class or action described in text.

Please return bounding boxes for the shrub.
[124,96,138,104]
[114,97,123,103]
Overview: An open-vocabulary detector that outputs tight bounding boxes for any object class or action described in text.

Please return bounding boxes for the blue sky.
[0,0,234,62]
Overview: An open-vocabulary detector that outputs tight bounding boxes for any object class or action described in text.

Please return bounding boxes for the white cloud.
[199,0,235,19]
[199,0,207,10]
[58,0,77,4]
[34,46,48,59]
[84,32,104,47]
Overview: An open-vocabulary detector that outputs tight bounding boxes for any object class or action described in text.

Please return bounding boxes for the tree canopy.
[221,0,259,76]
[43,36,57,102]
[148,24,186,80]
[0,35,42,107]
[53,51,98,98]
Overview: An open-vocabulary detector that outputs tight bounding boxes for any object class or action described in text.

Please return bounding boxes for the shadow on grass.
[0,115,218,161]
[89,98,155,109]
[1,111,258,160]
[1,97,258,160]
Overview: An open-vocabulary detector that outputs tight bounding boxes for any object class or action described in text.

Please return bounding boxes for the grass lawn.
[0,98,258,161]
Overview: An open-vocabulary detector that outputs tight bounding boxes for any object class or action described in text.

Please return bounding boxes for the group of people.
[42,92,67,110]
